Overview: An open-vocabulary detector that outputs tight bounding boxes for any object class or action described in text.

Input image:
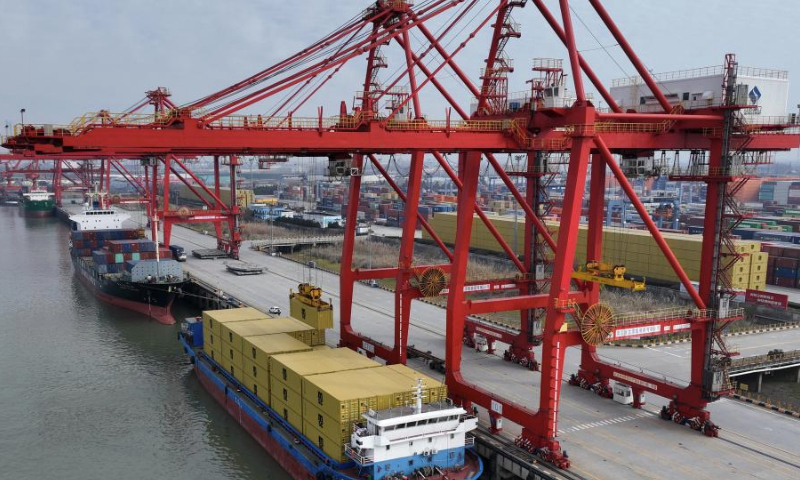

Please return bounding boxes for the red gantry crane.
[3,0,799,469]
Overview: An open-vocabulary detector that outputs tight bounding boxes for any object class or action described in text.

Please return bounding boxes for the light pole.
[19,108,25,125]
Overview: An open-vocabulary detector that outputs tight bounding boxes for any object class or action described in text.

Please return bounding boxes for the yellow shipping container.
[206,346,219,363]
[301,365,448,424]
[242,333,312,374]
[203,329,219,351]
[241,373,270,405]
[218,355,237,378]
[202,307,268,337]
[221,340,244,372]
[303,419,348,462]
[303,401,354,449]
[271,376,303,408]
[289,290,334,330]
[269,347,381,396]
[424,212,764,285]
[220,317,316,351]
[384,364,448,404]
[271,394,304,432]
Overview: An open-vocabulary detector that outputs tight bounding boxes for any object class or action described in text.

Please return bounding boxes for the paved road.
[168,224,800,480]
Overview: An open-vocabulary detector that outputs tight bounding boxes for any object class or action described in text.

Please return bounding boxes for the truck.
[169,244,187,262]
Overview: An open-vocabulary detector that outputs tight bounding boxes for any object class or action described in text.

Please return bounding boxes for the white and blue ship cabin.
[346,381,477,479]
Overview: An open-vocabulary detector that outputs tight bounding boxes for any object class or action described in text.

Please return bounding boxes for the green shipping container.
[132,252,140,261]
[115,253,124,263]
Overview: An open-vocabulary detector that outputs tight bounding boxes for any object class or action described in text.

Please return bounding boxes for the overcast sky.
[1,0,798,159]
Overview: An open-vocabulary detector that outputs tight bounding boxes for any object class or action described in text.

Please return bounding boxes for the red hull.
[196,365,316,480]
[74,267,176,325]
[24,210,54,218]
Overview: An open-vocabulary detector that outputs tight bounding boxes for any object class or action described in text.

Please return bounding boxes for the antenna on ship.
[153,213,161,281]
[414,379,426,415]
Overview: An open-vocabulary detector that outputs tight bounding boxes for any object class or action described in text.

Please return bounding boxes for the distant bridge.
[250,235,344,252]
[729,349,800,392]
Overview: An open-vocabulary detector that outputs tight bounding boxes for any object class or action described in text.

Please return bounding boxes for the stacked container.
[200,306,448,463]
[269,347,382,438]
[202,307,271,360]
[763,243,800,288]
[300,364,447,461]
[424,212,768,290]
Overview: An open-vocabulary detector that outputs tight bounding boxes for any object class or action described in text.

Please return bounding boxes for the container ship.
[69,205,185,324]
[21,189,55,217]
[179,299,482,480]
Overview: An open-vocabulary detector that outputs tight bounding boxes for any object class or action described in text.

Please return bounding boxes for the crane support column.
[393,151,425,364]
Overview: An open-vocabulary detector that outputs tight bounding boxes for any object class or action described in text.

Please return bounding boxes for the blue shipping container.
[774,267,797,279]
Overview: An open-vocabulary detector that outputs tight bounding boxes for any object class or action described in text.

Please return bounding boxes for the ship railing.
[344,445,374,465]
[465,435,476,447]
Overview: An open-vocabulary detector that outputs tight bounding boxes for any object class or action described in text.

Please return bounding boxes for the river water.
[0,207,291,480]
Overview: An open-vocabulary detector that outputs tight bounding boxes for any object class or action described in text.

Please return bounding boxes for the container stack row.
[424,212,768,290]
[69,228,142,257]
[90,238,171,275]
[762,244,800,288]
[201,307,447,462]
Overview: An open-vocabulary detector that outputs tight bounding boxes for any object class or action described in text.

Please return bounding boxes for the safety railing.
[730,349,800,369]
[533,58,563,70]
[206,112,365,131]
[668,164,756,178]
[503,19,521,35]
[344,445,374,465]
[612,64,788,87]
[384,118,508,132]
[564,121,670,135]
[743,115,800,126]
[13,123,75,137]
[504,164,561,175]
[67,111,173,134]
[613,307,744,328]
[613,307,711,327]
[465,435,476,447]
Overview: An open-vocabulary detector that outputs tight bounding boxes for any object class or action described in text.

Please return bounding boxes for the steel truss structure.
[3,0,799,469]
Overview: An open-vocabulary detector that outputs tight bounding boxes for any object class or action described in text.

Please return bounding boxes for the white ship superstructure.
[346,381,478,478]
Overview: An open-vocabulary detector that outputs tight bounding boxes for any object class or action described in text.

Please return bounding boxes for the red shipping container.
[776,277,795,288]
[767,272,775,284]
[784,247,800,260]
[776,257,798,269]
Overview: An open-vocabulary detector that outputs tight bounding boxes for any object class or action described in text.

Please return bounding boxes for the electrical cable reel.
[414,266,448,297]
[578,303,615,346]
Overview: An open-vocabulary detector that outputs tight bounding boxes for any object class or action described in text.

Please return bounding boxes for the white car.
[268,306,282,315]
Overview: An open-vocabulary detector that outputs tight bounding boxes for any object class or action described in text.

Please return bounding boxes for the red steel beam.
[186,6,395,111]
[386,2,504,120]
[537,129,593,446]
[475,0,510,115]
[204,1,460,123]
[558,0,586,102]
[171,156,230,212]
[530,0,620,112]
[588,0,672,112]
[466,290,589,315]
